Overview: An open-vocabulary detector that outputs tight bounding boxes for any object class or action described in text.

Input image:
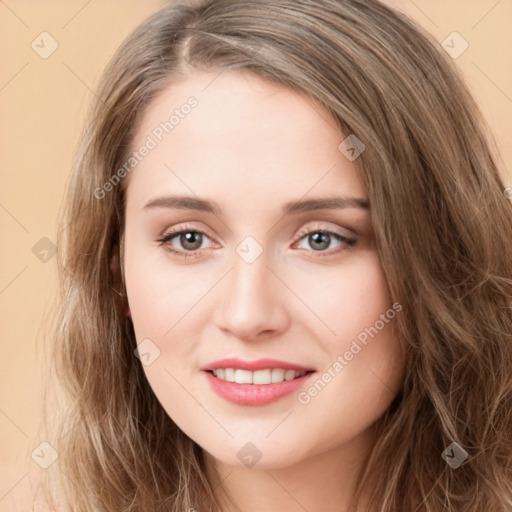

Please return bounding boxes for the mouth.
[201,358,316,406]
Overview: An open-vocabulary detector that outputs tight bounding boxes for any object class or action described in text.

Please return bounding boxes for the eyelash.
[156,223,357,260]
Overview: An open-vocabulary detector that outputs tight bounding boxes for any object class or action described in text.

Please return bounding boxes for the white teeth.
[235,369,252,384]
[253,369,271,384]
[271,368,285,383]
[212,368,307,384]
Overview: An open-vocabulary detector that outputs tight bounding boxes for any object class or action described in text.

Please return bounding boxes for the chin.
[201,436,310,471]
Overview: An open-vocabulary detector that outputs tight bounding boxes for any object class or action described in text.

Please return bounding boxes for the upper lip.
[201,358,315,372]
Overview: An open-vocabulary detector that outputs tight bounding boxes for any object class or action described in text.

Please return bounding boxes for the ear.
[111,244,131,319]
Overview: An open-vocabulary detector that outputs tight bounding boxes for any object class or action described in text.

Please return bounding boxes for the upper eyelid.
[161,224,215,241]
[161,222,349,238]
[295,221,353,237]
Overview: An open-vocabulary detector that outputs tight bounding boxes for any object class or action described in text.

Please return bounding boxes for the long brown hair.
[36,0,512,510]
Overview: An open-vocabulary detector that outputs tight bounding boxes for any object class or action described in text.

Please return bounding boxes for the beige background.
[1,1,511,509]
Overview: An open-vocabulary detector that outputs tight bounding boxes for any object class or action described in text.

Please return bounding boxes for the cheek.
[293,252,404,423]
[323,253,403,387]
[123,235,203,339]
[123,239,205,426]
[123,235,212,400]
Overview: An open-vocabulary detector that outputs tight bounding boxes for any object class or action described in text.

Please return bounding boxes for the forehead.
[125,70,366,209]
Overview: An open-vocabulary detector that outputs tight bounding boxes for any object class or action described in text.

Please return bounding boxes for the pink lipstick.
[201,358,316,406]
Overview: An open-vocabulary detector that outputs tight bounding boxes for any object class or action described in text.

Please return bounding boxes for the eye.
[156,224,215,259]
[293,227,356,256]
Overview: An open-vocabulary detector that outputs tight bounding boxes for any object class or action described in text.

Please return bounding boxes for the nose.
[213,249,290,342]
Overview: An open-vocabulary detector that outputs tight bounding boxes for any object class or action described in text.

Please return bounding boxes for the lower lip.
[203,371,315,406]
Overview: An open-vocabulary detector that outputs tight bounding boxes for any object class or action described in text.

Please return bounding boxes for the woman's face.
[122,70,405,470]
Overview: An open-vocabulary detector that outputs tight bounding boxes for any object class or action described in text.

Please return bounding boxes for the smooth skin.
[122,70,405,512]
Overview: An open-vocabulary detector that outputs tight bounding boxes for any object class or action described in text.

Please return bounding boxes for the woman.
[37,0,512,510]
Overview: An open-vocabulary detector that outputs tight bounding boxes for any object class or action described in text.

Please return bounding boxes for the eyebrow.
[144,195,370,215]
